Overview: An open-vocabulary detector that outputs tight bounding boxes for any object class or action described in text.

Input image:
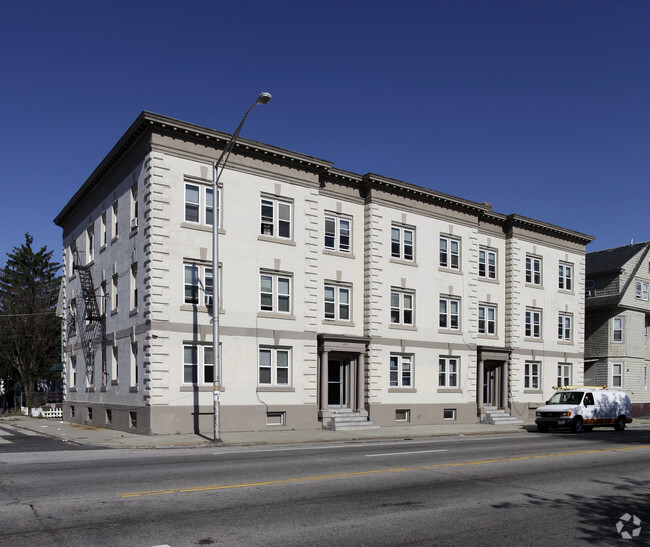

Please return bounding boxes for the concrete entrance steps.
[481,406,525,425]
[323,410,380,431]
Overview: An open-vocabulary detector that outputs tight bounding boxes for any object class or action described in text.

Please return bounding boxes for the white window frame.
[585,279,595,297]
[524,361,540,390]
[557,363,571,387]
[391,225,414,261]
[130,265,138,311]
[184,183,200,223]
[86,226,94,263]
[389,354,412,387]
[478,304,496,335]
[636,281,649,301]
[478,248,497,280]
[525,308,542,339]
[258,347,291,386]
[101,211,107,248]
[324,214,351,253]
[130,184,138,230]
[112,201,119,240]
[440,236,460,270]
[70,355,77,388]
[131,342,138,387]
[324,283,351,322]
[439,297,460,330]
[559,262,573,291]
[111,345,118,382]
[558,313,572,342]
[526,255,542,285]
[111,275,118,313]
[390,289,414,326]
[613,316,623,343]
[611,362,623,388]
[183,263,214,307]
[260,272,292,314]
[438,357,459,388]
[260,196,292,240]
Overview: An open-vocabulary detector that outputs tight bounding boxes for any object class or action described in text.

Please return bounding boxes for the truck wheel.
[572,417,584,433]
[537,424,549,433]
[614,416,626,431]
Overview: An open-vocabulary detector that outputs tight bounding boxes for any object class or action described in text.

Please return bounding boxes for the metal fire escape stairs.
[73,251,105,387]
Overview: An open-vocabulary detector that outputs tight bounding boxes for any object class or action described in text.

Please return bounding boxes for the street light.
[212,92,272,443]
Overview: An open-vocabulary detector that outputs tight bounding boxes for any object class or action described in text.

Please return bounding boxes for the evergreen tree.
[0,233,61,408]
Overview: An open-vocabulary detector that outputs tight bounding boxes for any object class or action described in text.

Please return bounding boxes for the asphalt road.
[1,428,649,546]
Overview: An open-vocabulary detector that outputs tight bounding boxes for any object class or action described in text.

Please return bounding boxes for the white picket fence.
[21,406,63,419]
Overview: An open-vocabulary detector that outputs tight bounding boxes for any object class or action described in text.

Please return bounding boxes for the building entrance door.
[328,359,349,408]
[483,364,497,407]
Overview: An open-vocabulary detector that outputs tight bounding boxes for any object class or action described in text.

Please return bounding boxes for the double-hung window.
[524,361,540,390]
[613,316,623,342]
[184,183,214,226]
[324,214,351,253]
[130,265,138,311]
[525,308,542,338]
[260,197,292,239]
[391,225,414,261]
[636,281,649,301]
[438,357,459,387]
[440,237,460,270]
[439,297,460,330]
[612,363,623,388]
[324,284,351,321]
[478,248,496,279]
[259,347,290,386]
[559,263,573,291]
[130,185,138,230]
[86,227,94,263]
[183,345,214,384]
[111,275,118,313]
[112,202,119,240]
[478,304,496,335]
[390,290,414,326]
[184,264,214,307]
[389,354,412,387]
[557,363,571,387]
[558,313,572,341]
[526,255,542,285]
[260,272,292,314]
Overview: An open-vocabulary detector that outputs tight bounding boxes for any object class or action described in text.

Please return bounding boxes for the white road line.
[366,449,448,457]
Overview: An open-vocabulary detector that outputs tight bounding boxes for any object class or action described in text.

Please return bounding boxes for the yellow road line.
[118,444,650,499]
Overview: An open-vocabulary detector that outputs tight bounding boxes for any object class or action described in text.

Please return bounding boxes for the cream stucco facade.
[55,112,594,434]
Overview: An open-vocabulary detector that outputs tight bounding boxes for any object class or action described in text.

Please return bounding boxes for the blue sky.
[1,0,648,267]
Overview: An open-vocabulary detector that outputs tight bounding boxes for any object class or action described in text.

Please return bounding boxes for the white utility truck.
[535,386,632,433]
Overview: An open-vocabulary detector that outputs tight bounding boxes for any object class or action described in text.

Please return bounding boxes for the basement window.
[443,409,456,421]
[266,412,285,426]
[70,406,75,418]
[87,407,93,422]
[129,411,137,429]
[105,409,112,425]
[395,409,410,422]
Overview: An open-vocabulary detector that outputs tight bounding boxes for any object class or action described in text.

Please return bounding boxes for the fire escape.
[73,251,105,387]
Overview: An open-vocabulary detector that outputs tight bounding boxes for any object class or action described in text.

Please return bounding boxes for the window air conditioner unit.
[131,218,138,230]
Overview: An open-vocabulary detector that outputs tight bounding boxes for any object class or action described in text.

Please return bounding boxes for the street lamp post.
[212,92,272,443]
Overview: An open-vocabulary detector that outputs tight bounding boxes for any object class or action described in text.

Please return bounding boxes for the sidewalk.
[2,414,648,450]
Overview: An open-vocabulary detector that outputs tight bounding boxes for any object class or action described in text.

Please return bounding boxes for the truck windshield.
[547,391,584,405]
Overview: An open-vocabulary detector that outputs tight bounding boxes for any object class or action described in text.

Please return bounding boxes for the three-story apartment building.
[55,112,594,434]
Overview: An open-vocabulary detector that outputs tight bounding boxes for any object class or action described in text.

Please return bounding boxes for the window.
[391,225,414,261]
[111,275,118,313]
[69,243,77,277]
[182,345,214,384]
[557,363,571,387]
[260,273,292,314]
[111,346,119,382]
[525,308,542,338]
[613,316,623,342]
[67,299,76,337]
[129,411,137,429]
[558,313,572,341]
[440,236,460,270]
[101,347,107,388]
[185,184,200,223]
[112,202,119,240]
[131,343,138,386]
[443,409,456,420]
[389,354,412,387]
[636,281,649,301]
[130,184,138,230]
[559,263,573,291]
[585,279,595,297]
[70,355,77,388]
[439,297,460,330]
[183,263,214,307]
[101,212,107,247]
[644,366,648,389]
[612,363,623,388]
[390,290,414,326]
[87,227,94,263]
[130,265,138,310]
[324,284,351,321]
[526,255,542,285]
[260,197,292,239]
[478,248,497,279]
[184,265,199,304]
[478,304,496,335]
[259,347,290,385]
[87,408,93,421]
[438,357,459,387]
[206,187,214,226]
[105,409,112,425]
[324,214,351,253]
[524,361,540,390]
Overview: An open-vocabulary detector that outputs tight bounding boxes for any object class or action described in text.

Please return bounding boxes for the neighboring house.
[585,242,650,414]
[54,111,594,435]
